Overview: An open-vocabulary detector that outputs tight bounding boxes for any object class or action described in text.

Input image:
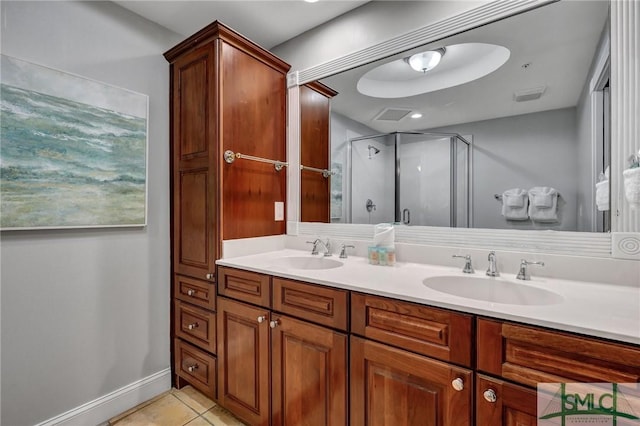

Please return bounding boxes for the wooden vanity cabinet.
[477,318,640,386]
[350,293,473,425]
[476,318,640,426]
[165,21,290,399]
[476,374,537,426]
[217,267,348,426]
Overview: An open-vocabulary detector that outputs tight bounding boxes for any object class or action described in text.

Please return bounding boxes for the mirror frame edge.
[286,0,640,260]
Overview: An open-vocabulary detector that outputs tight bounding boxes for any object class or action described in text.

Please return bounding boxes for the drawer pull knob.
[187,323,199,330]
[205,273,214,280]
[257,315,266,323]
[187,364,198,373]
[483,389,497,403]
[451,378,464,391]
[269,319,280,329]
[186,289,196,296]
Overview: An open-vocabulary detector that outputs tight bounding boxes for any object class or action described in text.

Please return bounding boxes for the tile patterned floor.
[109,386,246,426]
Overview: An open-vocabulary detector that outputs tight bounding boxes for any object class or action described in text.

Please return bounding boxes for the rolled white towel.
[528,187,559,222]
[623,168,640,208]
[595,180,609,211]
[373,223,395,246]
[501,188,528,220]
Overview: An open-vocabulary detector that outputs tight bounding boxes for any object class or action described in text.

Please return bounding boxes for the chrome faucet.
[452,254,474,274]
[339,244,355,259]
[516,259,545,280]
[306,238,331,256]
[486,251,499,277]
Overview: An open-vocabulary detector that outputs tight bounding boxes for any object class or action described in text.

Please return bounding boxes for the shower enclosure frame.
[345,131,472,227]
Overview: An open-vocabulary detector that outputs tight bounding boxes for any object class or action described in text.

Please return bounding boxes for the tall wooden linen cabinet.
[164,22,290,400]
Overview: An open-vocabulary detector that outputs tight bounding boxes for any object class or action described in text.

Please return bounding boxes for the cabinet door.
[171,44,218,281]
[271,315,347,426]
[476,374,537,426]
[217,297,270,426]
[351,336,472,426]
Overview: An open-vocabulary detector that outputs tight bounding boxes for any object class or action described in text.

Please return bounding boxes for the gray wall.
[0,2,181,425]
[272,1,489,71]
[432,108,579,231]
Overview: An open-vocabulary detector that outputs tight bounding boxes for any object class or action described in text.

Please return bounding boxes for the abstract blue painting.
[0,55,148,229]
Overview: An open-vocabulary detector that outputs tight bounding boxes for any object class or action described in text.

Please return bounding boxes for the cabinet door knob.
[187,364,198,372]
[205,273,214,280]
[186,289,196,296]
[483,389,497,403]
[451,378,464,391]
[257,315,266,323]
[269,319,280,329]
[187,322,199,330]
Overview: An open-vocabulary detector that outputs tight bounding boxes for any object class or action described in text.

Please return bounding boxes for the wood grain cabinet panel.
[351,293,473,367]
[476,374,537,426]
[174,275,216,311]
[300,82,337,223]
[217,297,270,426]
[170,44,218,282]
[220,41,288,240]
[271,314,348,426]
[350,336,472,426]
[272,278,348,331]
[477,318,640,387]
[174,300,216,353]
[218,266,271,308]
[175,339,217,398]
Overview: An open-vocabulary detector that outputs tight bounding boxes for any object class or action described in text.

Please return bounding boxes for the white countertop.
[217,249,640,345]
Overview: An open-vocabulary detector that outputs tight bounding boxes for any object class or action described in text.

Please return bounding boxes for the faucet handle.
[340,244,356,259]
[452,255,474,274]
[306,239,320,255]
[486,251,499,277]
[323,239,332,257]
[516,259,545,280]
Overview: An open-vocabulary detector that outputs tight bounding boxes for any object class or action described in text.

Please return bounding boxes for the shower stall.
[344,131,470,227]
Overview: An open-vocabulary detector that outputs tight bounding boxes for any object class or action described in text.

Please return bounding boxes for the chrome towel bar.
[300,164,333,178]
[224,150,288,171]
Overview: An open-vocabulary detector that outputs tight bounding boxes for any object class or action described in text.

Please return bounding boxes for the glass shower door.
[397,133,452,227]
[349,134,395,224]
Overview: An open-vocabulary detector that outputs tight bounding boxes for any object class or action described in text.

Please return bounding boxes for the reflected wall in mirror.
[299,81,337,222]
[307,0,611,232]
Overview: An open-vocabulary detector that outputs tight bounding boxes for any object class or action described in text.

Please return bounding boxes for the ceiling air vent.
[514,86,546,102]
[374,107,413,121]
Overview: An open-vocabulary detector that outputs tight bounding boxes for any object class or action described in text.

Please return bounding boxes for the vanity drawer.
[218,266,271,308]
[175,338,217,398]
[477,318,640,387]
[351,293,473,367]
[174,274,216,311]
[272,277,348,331]
[175,300,216,353]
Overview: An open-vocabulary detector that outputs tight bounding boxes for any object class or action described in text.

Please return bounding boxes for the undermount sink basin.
[423,275,563,305]
[270,256,344,270]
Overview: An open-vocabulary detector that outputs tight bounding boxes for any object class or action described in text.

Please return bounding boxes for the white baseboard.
[35,368,171,426]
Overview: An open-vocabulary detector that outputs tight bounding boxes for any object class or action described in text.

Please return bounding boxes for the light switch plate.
[275,202,284,221]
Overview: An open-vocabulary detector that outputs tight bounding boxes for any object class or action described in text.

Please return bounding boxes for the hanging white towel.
[501,188,528,220]
[528,187,559,222]
[595,180,609,211]
[623,167,640,208]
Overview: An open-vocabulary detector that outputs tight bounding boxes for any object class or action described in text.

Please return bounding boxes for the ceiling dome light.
[410,112,423,119]
[304,0,319,3]
[406,48,445,73]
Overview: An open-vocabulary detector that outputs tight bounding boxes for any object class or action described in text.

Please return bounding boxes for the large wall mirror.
[289,0,639,257]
